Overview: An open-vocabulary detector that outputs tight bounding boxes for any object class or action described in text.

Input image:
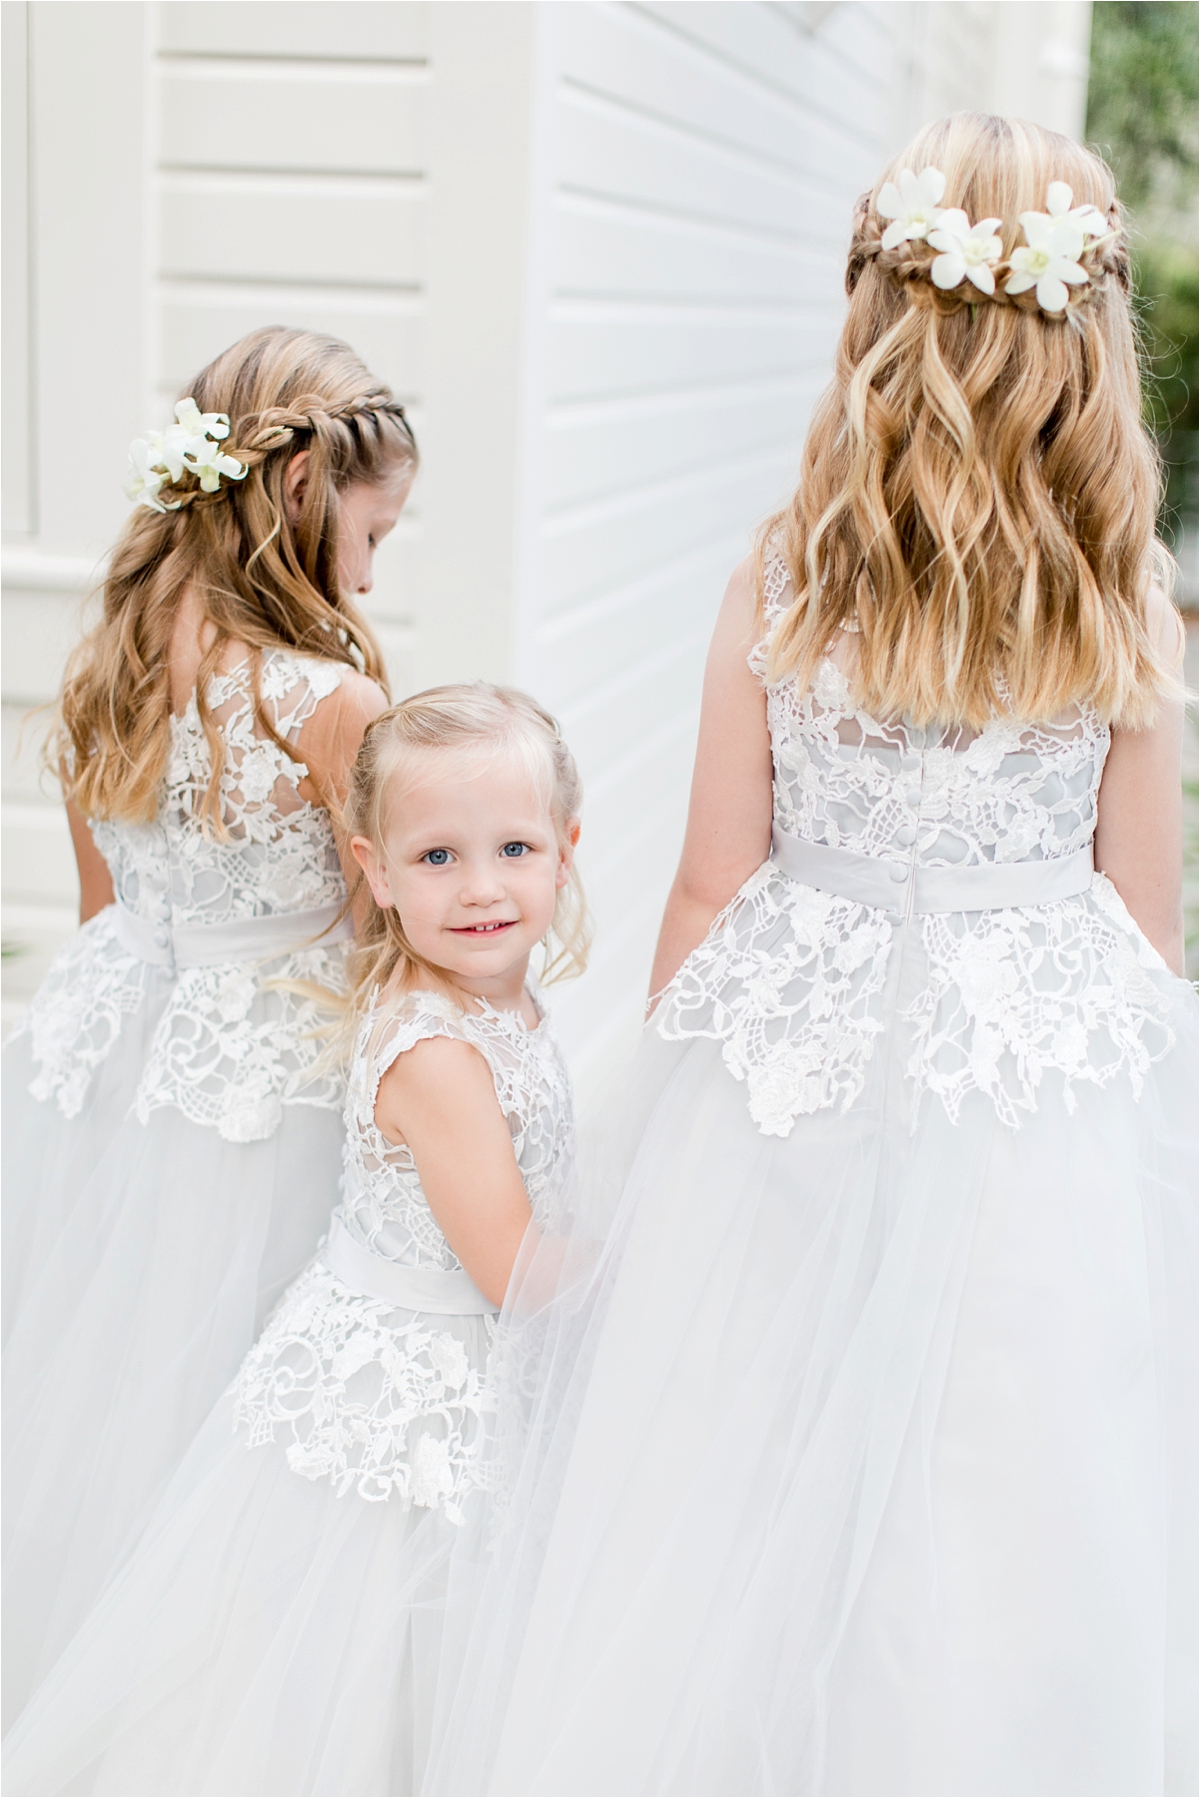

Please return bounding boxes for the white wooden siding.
[516,1,905,1082]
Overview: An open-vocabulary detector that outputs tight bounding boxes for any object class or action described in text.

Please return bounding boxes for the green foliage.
[1087,2,1199,542]
[1086,1,1198,222]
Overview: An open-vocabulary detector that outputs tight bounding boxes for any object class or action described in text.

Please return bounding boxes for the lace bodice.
[655,553,1175,1136]
[25,650,352,1139]
[90,649,346,926]
[337,989,575,1270]
[232,986,575,1514]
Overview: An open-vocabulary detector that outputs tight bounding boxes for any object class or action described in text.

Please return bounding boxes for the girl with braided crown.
[2,326,415,1727]
[417,115,1197,1795]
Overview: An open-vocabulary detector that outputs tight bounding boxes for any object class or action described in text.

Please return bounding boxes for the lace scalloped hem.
[23,912,349,1142]
[655,866,1183,1139]
[24,909,148,1121]
[231,1258,496,1519]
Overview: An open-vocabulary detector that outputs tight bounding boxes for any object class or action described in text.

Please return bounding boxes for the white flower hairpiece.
[124,398,248,513]
[873,170,1114,315]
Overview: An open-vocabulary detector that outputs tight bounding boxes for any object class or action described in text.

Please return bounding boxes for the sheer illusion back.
[656,553,1173,1134]
[28,648,352,1142]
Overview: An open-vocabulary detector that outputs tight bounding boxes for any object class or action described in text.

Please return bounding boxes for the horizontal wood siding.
[518,1,898,1085]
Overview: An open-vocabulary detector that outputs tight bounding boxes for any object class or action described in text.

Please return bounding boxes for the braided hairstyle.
[61,326,418,826]
[845,190,1130,320]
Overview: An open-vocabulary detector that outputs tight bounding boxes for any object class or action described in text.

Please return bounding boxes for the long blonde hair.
[343,684,590,1024]
[761,112,1171,729]
[60,326,417,825]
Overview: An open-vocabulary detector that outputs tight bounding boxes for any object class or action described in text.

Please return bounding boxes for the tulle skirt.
[1,1367,483,1796]
[2,1015,342,1730]
[425,981,1198,1795]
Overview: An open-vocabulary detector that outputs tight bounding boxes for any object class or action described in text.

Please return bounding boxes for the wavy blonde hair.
[343,683,590,1026]
[60,326,416,825]
[761,112,1172,729]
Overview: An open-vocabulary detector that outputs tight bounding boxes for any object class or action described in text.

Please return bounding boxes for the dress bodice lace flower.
[655,553,1176,1136]
[232,987,575,1515]
[25,650,352,1140]
[90,649,346,926]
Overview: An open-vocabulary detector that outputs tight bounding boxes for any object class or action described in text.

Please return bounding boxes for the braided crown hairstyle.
[61,326,417,825]
[760,112,1172,730]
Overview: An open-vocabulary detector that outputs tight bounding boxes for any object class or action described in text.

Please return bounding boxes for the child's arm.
[64,788,115,924]
[647,558,774,1007]
[1094,591,1187,976]
[375,1034,534,1309]
[296,671,389,923]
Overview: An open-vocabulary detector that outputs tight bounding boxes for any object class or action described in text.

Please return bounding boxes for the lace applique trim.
[24,910,148,1119]
[654,866,892,1137]
[904,873,1177,1127]
[133,944,349,1142]
[232,1259,495,1517]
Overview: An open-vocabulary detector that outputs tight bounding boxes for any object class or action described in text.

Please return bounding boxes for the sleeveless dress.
[2,984,575,1797]
[2,650,356,1729]
[424,556,1198,1797]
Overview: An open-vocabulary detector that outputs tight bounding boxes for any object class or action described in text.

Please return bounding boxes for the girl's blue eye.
[424,848,450,866]
[501,842,529,858]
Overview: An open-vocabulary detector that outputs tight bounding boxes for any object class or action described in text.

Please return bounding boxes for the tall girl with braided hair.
[421,115,1198,1795]
[2,326,416,1724]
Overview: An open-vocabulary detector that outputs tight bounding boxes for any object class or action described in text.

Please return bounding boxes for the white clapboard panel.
[156,2,429,62]
[158,63,427,176]
[158,286,424,399]
[556,86,851,245]
[157,174,426,289]
[543,377,818,511]
[547,305,838,397]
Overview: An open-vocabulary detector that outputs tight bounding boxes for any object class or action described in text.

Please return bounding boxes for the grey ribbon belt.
[321,1213,497,1316]
[112,899,353,969]
[770,826,1094,915]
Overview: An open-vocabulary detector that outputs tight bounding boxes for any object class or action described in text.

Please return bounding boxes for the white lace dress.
[2,650,356,1729]
[425,558,1198,1798]
[3,984,574,1797]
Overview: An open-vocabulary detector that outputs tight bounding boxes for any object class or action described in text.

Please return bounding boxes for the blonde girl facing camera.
[3,685,584,1797]
[424,115,1197,1797]
[2,327,413,1727]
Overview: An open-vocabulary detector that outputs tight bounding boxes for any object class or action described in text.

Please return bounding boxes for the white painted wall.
[1,0,1092,1072]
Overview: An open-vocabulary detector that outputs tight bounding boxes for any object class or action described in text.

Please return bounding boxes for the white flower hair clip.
[124,398,248,513]
[872,170,1114,316]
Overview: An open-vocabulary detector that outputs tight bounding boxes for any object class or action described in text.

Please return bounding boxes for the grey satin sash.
[321,1213,497,1316]
[112,899,353,969]
[770,826,1094,916]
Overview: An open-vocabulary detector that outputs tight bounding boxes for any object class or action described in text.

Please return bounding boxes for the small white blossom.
[185,435,247,493]
[1005,210,1090,313]
[1046,181,1109,242]
[927,208,1004,295]
[876,166,947,249]
[123,397,244,511]
[174,397,232,443]
[124,438,175,513]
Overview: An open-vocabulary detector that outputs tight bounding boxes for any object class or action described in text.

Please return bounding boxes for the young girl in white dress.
[3,683,585,1796]
[424,115,1198,1797]
[2,326,414,1726]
